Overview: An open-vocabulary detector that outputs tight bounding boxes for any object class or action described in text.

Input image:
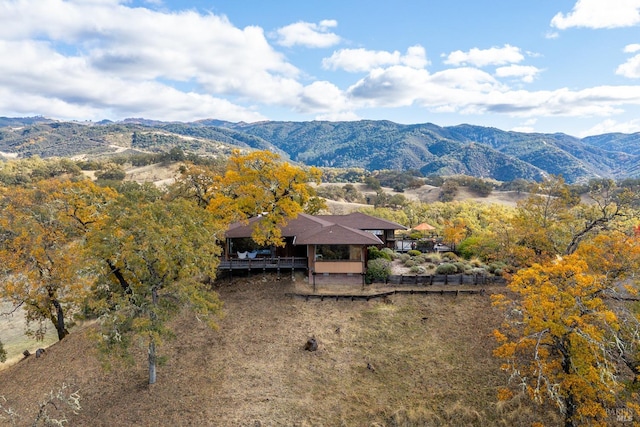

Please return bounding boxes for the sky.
[1,1,640,137]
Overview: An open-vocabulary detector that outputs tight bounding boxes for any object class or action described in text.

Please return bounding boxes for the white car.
[434,243,451,252]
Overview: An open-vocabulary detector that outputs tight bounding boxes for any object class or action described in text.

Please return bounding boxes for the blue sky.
[2,1,640,137]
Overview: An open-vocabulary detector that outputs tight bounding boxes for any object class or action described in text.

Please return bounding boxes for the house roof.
[294,223,383,245]
[315,212,407,231]
[224,212,401,245]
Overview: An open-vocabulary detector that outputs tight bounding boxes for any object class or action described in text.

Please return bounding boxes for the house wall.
[306,244,367,285]
[314,260,364,274]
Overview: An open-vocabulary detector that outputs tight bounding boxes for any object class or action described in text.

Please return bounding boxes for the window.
[316,245,362,260]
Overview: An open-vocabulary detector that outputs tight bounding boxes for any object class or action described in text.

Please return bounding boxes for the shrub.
[425,254,442,264]
[404,259,416,268]
[407,249,421,257]
[454,261,469,273]
[441,251,458,260]
[436,263,457,275]
[399,254,411,262]
[488,261,508,275]
[381,247,397,259]
[413,255,427,264]
[410,265,426,274]
[368,246,392,261]
[469,258,485,268]
[366,258,391,283]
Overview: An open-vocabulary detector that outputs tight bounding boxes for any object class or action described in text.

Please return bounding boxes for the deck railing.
[217,256,308,271]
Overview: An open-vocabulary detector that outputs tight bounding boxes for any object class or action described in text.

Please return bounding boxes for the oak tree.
[87,193,224,384]
[174,150,322,247]
[0,178,116,340]
[493,233,640,426]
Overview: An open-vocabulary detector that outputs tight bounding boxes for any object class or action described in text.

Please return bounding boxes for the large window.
[316,245,361,260]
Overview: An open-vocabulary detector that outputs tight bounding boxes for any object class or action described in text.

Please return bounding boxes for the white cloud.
[624,43,640,53]
[401,45,429,69]
[443,44,524,67]
[274,20,340,48]
[580,118,640,137]
[323,49,401,72]
[495,65,541,83]
[551,0,640,29]
[322,45,428,72]
[297,80,349,113]
[616,54,640,78]
[346,61,640,120]
[0,0,307,121]
[510,118,537,133]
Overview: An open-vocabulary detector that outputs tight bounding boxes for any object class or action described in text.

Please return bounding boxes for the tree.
[0,178,116,340]
[87,195,224,384]
[493,232,640,426]
[174,150,322,247]
[442,218,468,249]
[510,176,578,263]
[493,255,625,426]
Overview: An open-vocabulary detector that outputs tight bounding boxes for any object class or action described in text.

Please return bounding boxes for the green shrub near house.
[366,258,392,283]
[368,246,393,261]
[435,263,457,275]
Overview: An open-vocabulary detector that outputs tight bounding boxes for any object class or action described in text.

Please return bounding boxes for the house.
[222,212,407,285]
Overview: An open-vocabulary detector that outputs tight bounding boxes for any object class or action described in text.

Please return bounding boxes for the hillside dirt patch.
[0,276,560,426]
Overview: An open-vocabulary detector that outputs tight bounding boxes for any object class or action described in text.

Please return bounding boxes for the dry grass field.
[0,276,561,426]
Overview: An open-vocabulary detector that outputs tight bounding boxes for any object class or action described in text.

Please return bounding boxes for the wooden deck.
[217,256,308,271]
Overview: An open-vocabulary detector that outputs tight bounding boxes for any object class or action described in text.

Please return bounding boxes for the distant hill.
[1,117,639,183]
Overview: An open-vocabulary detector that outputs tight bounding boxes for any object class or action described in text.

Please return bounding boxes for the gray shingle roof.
[224,212,401,245]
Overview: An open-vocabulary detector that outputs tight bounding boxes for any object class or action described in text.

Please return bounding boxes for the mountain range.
[1,116,639,183]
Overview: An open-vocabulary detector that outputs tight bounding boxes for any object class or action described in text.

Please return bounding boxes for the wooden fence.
[286,288,487,301]
[382,274,506,286]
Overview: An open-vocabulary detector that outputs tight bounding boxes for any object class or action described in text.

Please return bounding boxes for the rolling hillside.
[2,116,640,183]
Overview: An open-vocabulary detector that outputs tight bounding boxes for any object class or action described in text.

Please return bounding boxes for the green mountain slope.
[1,117,639,183]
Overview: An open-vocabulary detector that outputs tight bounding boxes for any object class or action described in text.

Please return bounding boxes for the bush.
[95,164,126,181]
[381,247,397,259]
[441,251,458,260]
[425,254,442,264]
[366,258,392,283]
[399,254,411,262]
[407,249,421,257]
[413,255,427,264]
[454,261,469,273]
[410,265,426,274]
[368,246,392,261]
[488,261,508,275]
[404,259,416,268]
[436,263,457,275]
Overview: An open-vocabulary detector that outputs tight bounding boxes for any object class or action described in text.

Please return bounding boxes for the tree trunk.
[561,343,577,427]
[148,286,159,385]
[148,340,156,385]
[50,299,69,341]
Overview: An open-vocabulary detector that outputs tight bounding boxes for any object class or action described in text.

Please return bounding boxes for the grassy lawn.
[0,302,58,368]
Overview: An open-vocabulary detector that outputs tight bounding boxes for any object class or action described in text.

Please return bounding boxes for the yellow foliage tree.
[493,242,640,426]
[174,150,322,247]
[442,217,468,249]
[0,178,117,340]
